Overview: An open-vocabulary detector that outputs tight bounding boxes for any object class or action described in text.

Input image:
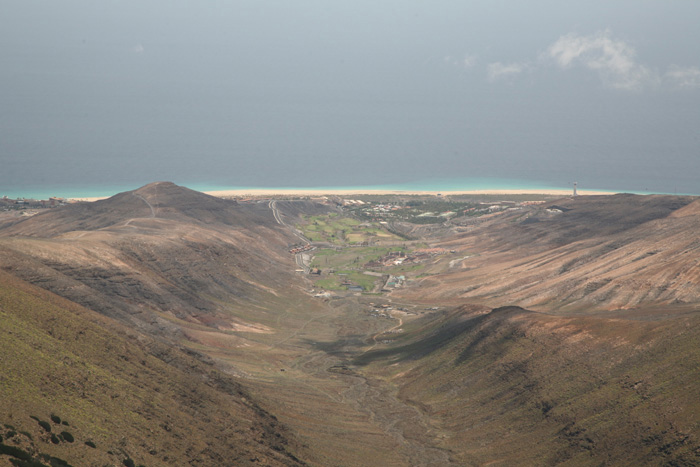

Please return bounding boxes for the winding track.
[134,193,156,218]
[269,200,312,273]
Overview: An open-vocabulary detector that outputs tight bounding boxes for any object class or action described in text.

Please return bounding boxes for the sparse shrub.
[50,434,60,444]
[0,443,32,460]
[0,434,2,443]
[84,440,96,448]
[6,430,16,438]
[123,458,135,467]
[50,415,61,425]
[8,459,47,467]
[46,456,73,467]
[37,420,51,433]
[61,421,69,427]
[59,432,74,443]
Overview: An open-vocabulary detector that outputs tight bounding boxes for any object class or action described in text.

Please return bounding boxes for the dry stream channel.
[286,295,454,466]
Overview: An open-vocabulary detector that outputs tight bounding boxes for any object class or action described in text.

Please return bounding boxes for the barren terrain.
[2,183,699,466]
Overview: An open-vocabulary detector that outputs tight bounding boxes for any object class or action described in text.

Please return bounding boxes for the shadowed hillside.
[356,304,700,465]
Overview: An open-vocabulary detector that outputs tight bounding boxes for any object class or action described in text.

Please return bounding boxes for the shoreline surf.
[3,178,691,202]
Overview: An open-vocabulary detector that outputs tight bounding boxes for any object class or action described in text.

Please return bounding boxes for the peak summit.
[0,182,256,237]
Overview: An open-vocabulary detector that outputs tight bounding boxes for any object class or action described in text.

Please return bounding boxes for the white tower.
[573,182,578,196]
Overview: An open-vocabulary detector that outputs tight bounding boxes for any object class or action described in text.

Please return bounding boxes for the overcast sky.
[2,1,700,196]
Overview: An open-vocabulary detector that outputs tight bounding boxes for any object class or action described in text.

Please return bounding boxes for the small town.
[0,196,67,210]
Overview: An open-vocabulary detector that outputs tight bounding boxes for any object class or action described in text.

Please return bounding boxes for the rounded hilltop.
[0,182,283,237]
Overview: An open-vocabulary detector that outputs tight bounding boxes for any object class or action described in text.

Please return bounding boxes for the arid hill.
[0,270,306,467]
[0,183,316,466]
[2,185,700,466]
[355,302,700,465]
[0,182,302,334]
[0,181,278,236]
[398,194,700,311]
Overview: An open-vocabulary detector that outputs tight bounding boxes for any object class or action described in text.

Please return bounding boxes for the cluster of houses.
[366,303,395,319]
[382,275,406,291]
[289,243,314,254]
[1,196,66,210]
[364,248,451,269]
[356,203,406,221]
[340,199,366,206]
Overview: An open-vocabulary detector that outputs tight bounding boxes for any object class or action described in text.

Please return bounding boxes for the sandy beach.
[204,188,616,198]
[64,186,618,202]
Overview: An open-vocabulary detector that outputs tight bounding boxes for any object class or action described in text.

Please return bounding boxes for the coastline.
[204,187,615,198]
[4,181,623,203]
[67,187,614,202]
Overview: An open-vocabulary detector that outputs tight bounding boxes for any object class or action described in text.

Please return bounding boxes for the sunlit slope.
[0,271,306,466]
[400,194,700,311]
[0,182,302,336]
[356,305,700,465]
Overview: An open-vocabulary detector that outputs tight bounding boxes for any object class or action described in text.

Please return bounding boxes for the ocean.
[1,177,681,201]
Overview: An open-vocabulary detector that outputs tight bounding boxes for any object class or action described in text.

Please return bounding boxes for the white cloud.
[545,30,656,91]
[133,44,145,54]
[444,53,477,69]
[463,54,477,68]
[487,62,527,81]
[664,65,700,89]
[472,30,698,92]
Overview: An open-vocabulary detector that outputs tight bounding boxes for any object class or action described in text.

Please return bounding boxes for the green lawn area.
[311,246,405,270]
[313,270,381,292]
[299,214,402,245]
[300,213,422,292]
[338,270,381,291]
[315,276,345,290]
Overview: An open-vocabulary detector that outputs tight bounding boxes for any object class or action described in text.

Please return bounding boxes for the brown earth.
[2,184,700,466]
[396,194,700,311]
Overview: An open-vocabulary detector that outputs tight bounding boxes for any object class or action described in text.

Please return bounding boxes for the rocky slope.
[399,194,700,311]
[0,183,316,466]
[0,182,300,335]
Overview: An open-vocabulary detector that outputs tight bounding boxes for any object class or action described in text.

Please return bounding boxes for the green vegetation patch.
[336,271,378,291]
[314,277,344,291]
[299,214,402,245]
[311,246,405,270]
